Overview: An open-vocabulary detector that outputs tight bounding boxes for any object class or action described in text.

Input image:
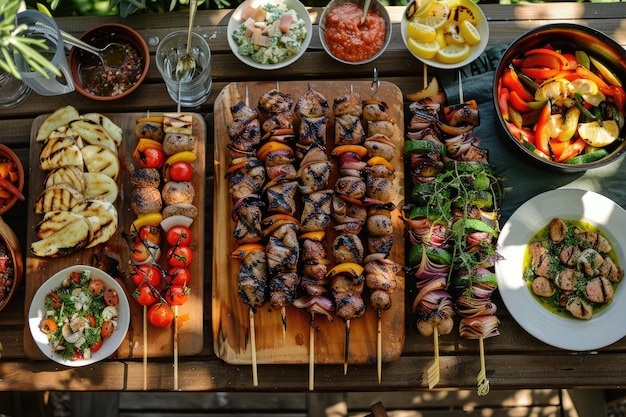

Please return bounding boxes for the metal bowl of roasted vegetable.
[493,23,626,172]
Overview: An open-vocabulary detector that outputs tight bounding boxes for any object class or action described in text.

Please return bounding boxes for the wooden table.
[1,2,626,392]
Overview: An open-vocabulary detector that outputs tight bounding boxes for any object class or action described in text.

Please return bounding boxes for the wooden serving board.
[24,112,205,360]
[212,81,405,365]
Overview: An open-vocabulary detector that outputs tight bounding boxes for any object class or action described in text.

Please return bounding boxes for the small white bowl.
[227,0,312,70]
[28,265,130,367]
[401,0,489,70]
[319,0,392,65]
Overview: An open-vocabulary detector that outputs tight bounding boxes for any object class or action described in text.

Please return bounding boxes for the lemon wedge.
[590,56,622,87]
[407,21,437,43]
[436,43,470,64]
[459,20,481,45]
[578,120,620,147]
[416,0,451,29]
[406,0,436,19]
[571,78,599,96]
[407,38,440,59]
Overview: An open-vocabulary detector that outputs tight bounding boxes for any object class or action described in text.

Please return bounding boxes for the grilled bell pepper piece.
[535,102,553,156]
[501,67,535,102]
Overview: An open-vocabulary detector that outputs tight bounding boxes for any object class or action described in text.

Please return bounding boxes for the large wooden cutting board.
[24,112,205,360]
[213,81,405,365]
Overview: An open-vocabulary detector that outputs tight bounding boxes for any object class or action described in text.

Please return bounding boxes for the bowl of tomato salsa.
[319,0,391,65]
[493,23,626,172]
[68,24,149,101]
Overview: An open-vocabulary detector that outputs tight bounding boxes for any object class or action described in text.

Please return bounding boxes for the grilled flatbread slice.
[70,119,117,153]
[83,172,118,203]
[33,184,84,214]
[163,113,193,135]
[81,113,123,147]
[30,214,91,257]
[39,136,83,170]
[36,105,80,142]
[44,166,86,194]
[71,199,118,248]
[81,145,120,180]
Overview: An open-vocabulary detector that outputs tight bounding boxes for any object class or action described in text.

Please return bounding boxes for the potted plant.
[0,0,60,80]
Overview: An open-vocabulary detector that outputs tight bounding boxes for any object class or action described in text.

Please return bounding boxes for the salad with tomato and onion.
[39,269,120,361]
[496,45,625,164]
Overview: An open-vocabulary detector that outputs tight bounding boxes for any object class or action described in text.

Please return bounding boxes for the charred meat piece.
[332,232,364,264]
[232,195,265,244]
[334,176,366,201]
[299,160,333,194]
[364,134,396,162]
[365,258,399,311]
[299,116,329,147]
[227,118,262,152]
[265,220,300,275]
[330,271,366,320]
[228,158,266,201]
[295,88,329,118]
[335,114,366,145]
[362,101,394,122]
[231,101,259,121]
[300,190,333,232]
[264,178,298,215]
[269,271,301,310]
[259,89,293,114]
[232,244,268,312]
[332,92,362,117]
[331,195,367,225]
[262,110,295,132]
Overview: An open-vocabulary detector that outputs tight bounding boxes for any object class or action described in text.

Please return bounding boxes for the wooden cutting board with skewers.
[213,81,405,366]
[24,112,205,360]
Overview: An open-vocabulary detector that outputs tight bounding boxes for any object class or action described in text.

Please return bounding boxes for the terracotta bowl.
[319,0,392,65]
[0,144,25,216]
[493,23,626,172]
[0,217,23,313]
[68,24,149,101]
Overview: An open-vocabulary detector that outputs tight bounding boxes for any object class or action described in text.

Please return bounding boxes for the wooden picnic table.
[1,1,626,392]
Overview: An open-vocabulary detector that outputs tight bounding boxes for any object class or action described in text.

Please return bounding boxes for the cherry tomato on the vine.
[138,147,166,169]
[133,283,159,306]
[147,303,174,328]
[166,226,192,247]
[164,161,193,182]
[168,267,191,286]
[165,284,189,306]
[167,245,192,267]
[131,264,163,287]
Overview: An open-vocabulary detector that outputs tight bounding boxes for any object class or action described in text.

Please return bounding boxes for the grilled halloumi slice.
[83,172,118,203]
[33,184,84,214]
[70,119,117,153]
[44,166,86,194]
[34,211,85,239]
[36,105,80,142]
[30,214,91,257]
[163,113,193,135]
[71,199,118,248]
[81,113,123,147]
[81,145,120,180]
[39,136,84,170]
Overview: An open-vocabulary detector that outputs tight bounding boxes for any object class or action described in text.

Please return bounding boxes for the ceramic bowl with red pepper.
[0,144,25,216]
[68,24,149,101]
[493,23,626,171]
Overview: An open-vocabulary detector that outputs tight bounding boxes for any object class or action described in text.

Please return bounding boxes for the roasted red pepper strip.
[505,121,535,145]
[520,66,560,81]
[524,48,571,69]
[522,53,562,71]
[0,177,24,201]
[535,102,552,156]
[508,89,532,112]
[557,138,587,163]
[549,138,568,161]
[501,67,535,102]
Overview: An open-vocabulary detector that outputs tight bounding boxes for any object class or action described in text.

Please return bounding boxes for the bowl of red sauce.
[68,24,149,101]
[0,144,25,216]
[319,0,391,65]
[0,216,23,313]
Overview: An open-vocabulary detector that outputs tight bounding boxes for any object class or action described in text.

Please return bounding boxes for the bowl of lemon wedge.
[401,0,489,69]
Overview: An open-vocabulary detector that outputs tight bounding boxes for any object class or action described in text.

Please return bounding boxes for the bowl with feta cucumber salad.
[28,265,130,366]
[228,0,312,69]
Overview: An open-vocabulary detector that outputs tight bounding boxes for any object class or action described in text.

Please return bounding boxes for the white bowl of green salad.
[28,265,130,366]
[228,0,312,70]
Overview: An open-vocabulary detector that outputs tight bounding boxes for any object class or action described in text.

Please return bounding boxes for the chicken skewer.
[293,85,334,390]
[227,85,266,386]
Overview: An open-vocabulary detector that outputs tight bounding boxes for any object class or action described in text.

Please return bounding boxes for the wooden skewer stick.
[309,312,315,391]
[250,308,259,386]
[477,336,490,396]
[376,310,382,384]
[143,305,148,390]
[173,305,179,390]
[423,64,428,89]
[427,326,440,389]
[281,306,287,341]
[458,70,464,104]
[343,319,351,375]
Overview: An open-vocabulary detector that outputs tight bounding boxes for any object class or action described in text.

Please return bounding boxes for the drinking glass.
[0,71,31,108]
[155,31,212,108]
